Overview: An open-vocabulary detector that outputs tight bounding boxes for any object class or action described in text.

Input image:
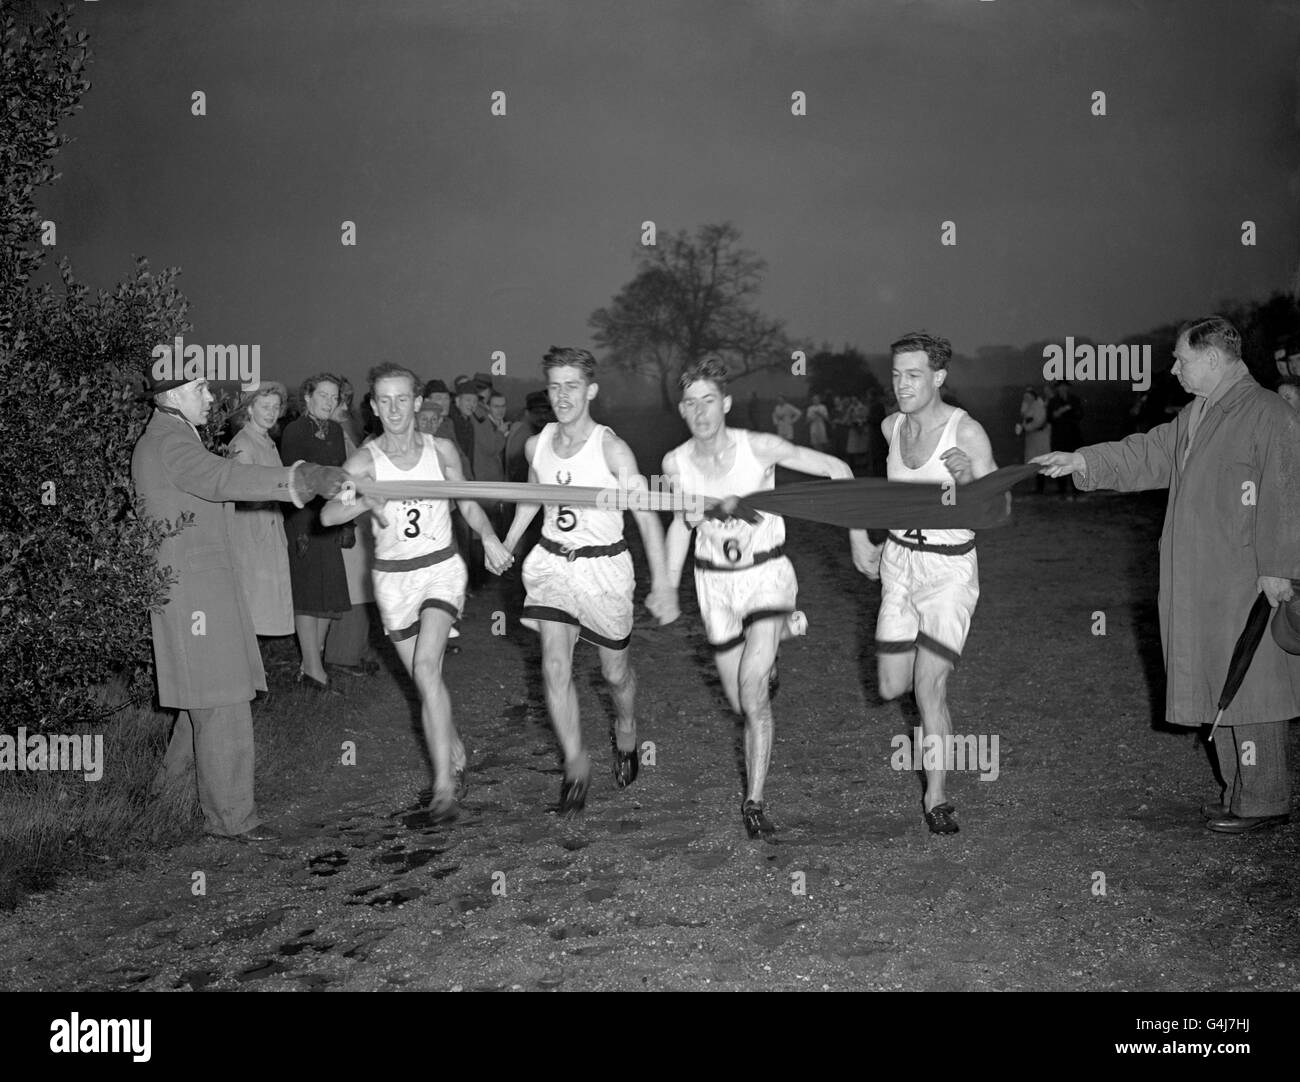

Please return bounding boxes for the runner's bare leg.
[392,607,460,800]
[598,644,637,754]
[737,617,782,803]
[539,620,589,780]
[913,648,953,812]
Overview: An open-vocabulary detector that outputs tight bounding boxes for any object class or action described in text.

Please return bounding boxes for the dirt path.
[2,493,1297,991]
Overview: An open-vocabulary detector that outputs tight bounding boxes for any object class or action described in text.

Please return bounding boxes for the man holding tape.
[133,370,348,840]
[1036,316,1300,833]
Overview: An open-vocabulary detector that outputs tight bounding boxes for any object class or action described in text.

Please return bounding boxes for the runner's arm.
[940,416,997,484]
[735,434,878,574]
[502,435,543,551]
[438,439,504,546]
[607,436,677,623]
[661,451,693,590]
[320,448,383,527]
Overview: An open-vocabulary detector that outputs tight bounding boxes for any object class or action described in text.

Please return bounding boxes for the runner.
[867,332,999,835]
[663,358,876,839]
[322,363,513,821]
[499,347,677,814]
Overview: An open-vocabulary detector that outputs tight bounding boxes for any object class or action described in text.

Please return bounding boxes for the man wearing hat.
[417,379,454,439]
[132,371,348,839]
[506,391,555,484]
[474,371,496,409]
[447,374,507,587]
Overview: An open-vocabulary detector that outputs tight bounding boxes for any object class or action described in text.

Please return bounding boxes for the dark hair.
[889,332,953,371]
[300,372,342,403]
[367,363,420,399]
[541,346,597,382]
[678,356,730,395]
[1178,316,1241,359]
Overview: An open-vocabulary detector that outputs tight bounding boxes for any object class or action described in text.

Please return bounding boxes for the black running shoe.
[559,773,589,815]
[742,798,776,839]
[613,748,638,789]
[923,802,959,835]
[427,792,459,824]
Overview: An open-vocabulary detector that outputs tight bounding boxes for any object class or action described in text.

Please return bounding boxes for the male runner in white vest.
[663,358,878,839]
[500,347,677,814]
[322,363,513,822]
[864,332,999,835]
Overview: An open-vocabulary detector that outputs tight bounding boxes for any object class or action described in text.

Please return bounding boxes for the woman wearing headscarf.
[280,373,350,690]
[227,381,294,637]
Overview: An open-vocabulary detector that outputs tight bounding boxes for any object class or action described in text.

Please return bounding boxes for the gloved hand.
[297,463,350,501]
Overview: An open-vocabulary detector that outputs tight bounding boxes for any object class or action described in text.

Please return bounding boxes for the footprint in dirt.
[307,850,349,876]
[372,845,445,872]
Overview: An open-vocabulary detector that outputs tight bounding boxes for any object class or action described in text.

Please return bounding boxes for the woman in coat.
[227,381,294,636]
[280,373,351,689]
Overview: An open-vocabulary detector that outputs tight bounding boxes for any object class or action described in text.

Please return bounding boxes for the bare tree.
[589,223,790,409]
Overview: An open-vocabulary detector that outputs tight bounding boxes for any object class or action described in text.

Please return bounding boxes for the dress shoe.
[1205,813,1289,834]
[327,661,372,678]
[295,669,340,695]
[1200,801,1231,820]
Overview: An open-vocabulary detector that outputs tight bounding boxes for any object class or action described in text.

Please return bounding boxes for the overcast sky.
[31,0,1300,394]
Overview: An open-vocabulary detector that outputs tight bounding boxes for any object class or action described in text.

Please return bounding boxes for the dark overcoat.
[131,410,301,709]
[1078,376,1300,728]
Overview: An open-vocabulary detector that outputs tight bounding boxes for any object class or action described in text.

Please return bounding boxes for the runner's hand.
[483,537,514,576]
[646,586,680,625]
[851,534,882,580]
[940,447,974,484]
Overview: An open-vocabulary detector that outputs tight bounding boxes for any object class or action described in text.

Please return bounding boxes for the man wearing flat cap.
[417,379,454,441]
[132,372,349,839]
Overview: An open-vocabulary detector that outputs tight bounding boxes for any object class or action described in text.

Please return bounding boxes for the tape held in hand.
[339,480,357,507]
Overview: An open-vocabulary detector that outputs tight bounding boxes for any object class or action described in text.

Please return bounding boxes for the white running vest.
[886,408,974,546]
[532,423,624,547]
[366,435,454,559]
[676,429,785,566]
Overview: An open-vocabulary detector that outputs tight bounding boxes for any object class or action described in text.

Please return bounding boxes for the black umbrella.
[1208,591,1273,741]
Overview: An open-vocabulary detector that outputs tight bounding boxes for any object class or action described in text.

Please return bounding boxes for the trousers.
[1212,720,1291,818]
[153,701,260,836]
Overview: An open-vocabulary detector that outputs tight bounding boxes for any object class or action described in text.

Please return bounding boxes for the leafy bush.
[0,7,192,730]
